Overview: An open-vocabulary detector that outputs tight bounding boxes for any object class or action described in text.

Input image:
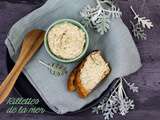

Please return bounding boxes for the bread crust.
[75,60,89,98]
[67,59,89,97]
[67,68,77,92]
[67,61,83,92]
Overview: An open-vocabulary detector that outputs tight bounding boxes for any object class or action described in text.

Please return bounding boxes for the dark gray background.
[0,0,160,120]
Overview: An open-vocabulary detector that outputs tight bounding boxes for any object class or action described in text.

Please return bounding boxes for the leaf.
[118,99,129,116]
[119,98,135,116]
[136,16,154,29]
[80,0,121,35]
[108,5,122,18]
[127,99,135,110]
[122,77,139,93]
[81,18,93,28]
[103,111,114,120]
[130,6,153,29]
[80,5,99,18]
[95,13,110,35]
[80,5,92,18]
[99,0,117,5]
[97,102,105,111]
[49,63,67,76]
[127,82,139,93]
[109,95,118,106]
[39,60,67,77]
[130,21,147,40]
[92,107,99,114]
[99,0,117,9]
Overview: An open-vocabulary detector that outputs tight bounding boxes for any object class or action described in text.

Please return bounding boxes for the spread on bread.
[67,50,111,98]
[48,22,86,60]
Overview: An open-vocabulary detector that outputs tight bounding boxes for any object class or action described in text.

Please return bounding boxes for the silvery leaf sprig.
[80,0,122,35]
[39,60,67,77]
[130,20,147,40]
[130,6,153,29]
[130,6,153,40]
[99,0,117,5]
[92,77,138,120]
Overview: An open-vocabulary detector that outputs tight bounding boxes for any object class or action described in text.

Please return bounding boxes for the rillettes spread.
[48,22,86,59]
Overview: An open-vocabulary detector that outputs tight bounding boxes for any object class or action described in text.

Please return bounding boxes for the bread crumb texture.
[80,51,110,93]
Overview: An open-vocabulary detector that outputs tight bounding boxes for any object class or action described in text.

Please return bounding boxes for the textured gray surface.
[5,0,142,114]
[0,0,160,120]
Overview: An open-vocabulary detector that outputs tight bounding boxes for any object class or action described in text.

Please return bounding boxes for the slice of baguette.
[67,50,111,98]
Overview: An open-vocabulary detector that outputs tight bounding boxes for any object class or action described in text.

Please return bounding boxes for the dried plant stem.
[123,77,129,86]
[106,78,121,101]
[39,60,50,69]
[39,60,67,77]
[130,6,137,17]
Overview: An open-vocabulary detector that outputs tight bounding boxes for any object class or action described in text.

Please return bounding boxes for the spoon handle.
[0,30,45,104]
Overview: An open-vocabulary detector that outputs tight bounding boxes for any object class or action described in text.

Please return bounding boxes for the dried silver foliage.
[95,12,111,34]
[123,77,139,93]
[92,77,138,120]
[130,6,153,29]
[80,0,122,35]
[130,6,153,40]
[39,60,67,77]
[99,0,117,5]
[130,21,147,40]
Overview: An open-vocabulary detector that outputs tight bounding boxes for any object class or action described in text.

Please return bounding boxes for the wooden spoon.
[0,29,45,104]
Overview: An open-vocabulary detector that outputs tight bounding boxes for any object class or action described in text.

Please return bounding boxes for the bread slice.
[67,50,110,98]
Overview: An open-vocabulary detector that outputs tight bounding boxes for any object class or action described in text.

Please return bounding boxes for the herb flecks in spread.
[48,22,86,59]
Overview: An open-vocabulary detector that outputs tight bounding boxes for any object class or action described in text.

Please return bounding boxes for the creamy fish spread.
[48,22,86,59]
